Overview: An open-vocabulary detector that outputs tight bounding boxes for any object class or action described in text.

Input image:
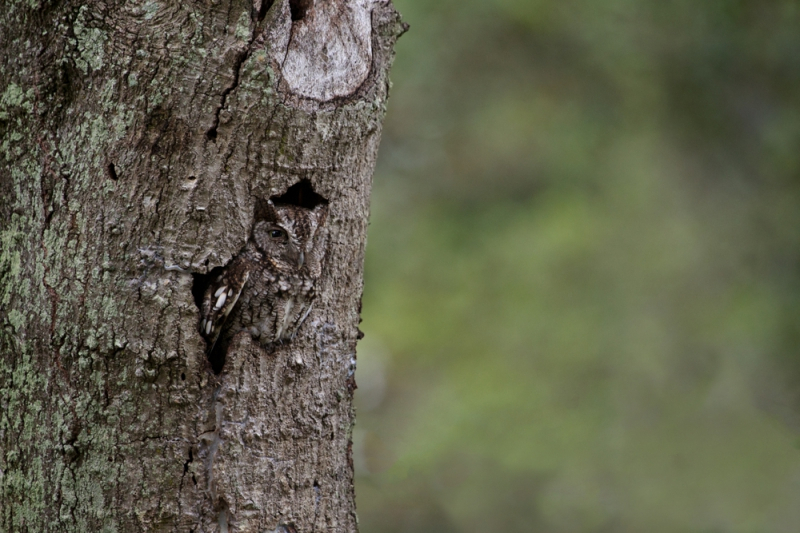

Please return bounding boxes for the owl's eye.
[269,229,286,239]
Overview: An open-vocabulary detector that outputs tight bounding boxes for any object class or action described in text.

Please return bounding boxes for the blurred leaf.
[357,0,800,531]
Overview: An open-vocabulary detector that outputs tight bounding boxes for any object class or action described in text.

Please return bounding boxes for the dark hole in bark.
[107,163,118,180]
[207,335,229,373]
[256,0,275,21]
[183,448,194,474]
[192,266,229,374]
[181,372,186,380]
[255,179,328,226]
[206,126,217,141]
[192,474,197,485]
[273,179,327,208]
[289,0,311,21]
[187,175,197,181]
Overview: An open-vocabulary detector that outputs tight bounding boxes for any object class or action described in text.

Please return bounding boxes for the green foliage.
[355,0,800,531]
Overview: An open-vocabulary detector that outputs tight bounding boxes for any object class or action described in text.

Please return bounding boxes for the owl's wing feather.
[200,257,250,351]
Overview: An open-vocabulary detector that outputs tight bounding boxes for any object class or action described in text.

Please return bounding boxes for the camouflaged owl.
[199,200,328,360]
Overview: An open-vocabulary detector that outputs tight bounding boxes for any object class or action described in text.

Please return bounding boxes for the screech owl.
[199,200,328,362]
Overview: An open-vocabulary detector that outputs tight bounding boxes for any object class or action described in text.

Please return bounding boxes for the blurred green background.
[354,1,800,531]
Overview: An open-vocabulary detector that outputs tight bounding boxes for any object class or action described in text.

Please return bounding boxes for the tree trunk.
[0,0,404,530]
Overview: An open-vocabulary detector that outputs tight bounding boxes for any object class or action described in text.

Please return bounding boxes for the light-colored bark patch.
[281,0,376,101]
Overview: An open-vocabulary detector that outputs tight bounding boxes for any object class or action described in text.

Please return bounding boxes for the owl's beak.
[297,251,305,268]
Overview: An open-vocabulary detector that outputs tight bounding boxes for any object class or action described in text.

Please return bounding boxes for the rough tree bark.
[0,0,404,530]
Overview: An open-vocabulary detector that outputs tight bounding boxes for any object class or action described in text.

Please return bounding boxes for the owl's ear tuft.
[264,199,278,222]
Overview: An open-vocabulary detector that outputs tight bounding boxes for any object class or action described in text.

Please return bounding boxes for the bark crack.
[179,448,194,493]
[206,10,268,142]
[206,49,249,141]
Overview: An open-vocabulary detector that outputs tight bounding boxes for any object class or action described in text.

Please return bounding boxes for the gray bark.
[0,0,404,531]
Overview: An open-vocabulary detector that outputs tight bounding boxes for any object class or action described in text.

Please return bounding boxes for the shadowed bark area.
[0,0,405,530]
